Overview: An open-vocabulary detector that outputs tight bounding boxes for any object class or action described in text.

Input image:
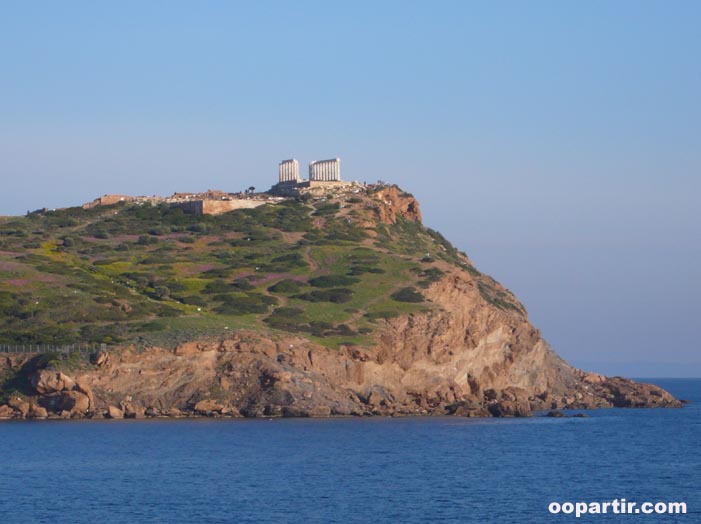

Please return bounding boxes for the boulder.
[220,406,242,417]
[8,398,30,418]
[90,350,109,367]
[121,402,145,419]
[145,406,161,417]
[74,381,95,410]
[501,387,530,403]
[281,406,310,417]
[546,410,567,418]
[59,391,90,414]
[32,370,76,394]
[366,387,393,408]
[28,404,48,419]
[106,405,124,419]
[583,372,605,384]
[0,404,15,419]
[166,407,182,417]
[446,400,489,417]
[194,399,225,415]
[487,399,532,418]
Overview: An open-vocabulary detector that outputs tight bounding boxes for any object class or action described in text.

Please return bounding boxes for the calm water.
[0,379,699,524]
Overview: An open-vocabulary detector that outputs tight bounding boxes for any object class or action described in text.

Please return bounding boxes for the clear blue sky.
[1,1,699,376]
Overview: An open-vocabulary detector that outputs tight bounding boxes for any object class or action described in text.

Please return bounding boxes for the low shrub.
[418,267,445,288]
[348,265,385,275]
[294,288,354,304]
[364,310,400,321]
[270,307,304,318]
[213,293,278,315]
[231,278,253,290]
[268,279,305,294]
[309,275,359,288]
[313,202,340,216]
[391,287,425,303]
[178,295,208,307]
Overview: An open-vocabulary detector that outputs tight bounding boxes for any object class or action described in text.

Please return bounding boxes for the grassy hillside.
[0,185,522,349]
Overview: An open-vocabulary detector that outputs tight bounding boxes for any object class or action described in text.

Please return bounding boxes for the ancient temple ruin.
[278,159,300,183]
[309,158,341,182]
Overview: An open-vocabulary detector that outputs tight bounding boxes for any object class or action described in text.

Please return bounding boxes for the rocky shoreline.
[0,358,683,421]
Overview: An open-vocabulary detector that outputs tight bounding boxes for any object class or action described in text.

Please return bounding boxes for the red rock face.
[371,186,423,224]
[31,370,76,394]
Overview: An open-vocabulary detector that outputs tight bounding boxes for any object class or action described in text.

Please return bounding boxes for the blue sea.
[0,378,698,524]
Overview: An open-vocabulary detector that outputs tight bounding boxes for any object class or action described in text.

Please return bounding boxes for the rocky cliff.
[0,184,682,419]
[0,268,681,420]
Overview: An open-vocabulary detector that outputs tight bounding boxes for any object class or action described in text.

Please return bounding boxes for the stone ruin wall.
[178,199,269,216]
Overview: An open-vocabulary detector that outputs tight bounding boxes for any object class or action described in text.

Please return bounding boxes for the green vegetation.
[391,287,425,303]
[267,279,306,293]
[477,280,525,314]
[417,267,445,288]
[0,186,522,349]
[308,275,359,288]
[294,288,354,304]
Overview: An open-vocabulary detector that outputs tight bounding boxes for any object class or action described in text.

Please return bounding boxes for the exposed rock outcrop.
[371,185,422,224]
[28,404,48,419]
[106,405,124,419]
[31,370,75,395]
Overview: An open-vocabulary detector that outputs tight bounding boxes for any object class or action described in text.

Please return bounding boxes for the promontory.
[0,182,681,419]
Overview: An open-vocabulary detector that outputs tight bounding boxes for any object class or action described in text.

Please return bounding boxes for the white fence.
[0,344,107,355]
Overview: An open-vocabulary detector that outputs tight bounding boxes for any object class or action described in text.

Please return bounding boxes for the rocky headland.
[0,184,682,419]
